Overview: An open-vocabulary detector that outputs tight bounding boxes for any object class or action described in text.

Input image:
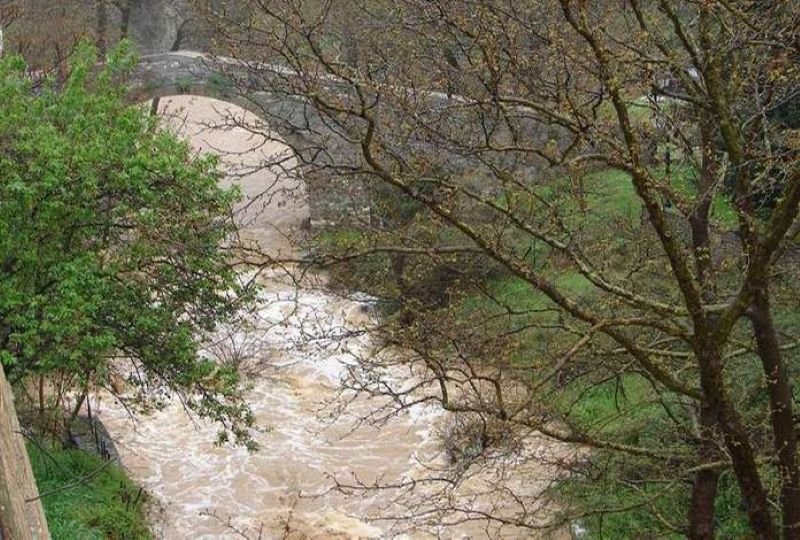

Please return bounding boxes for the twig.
[25,457,118,502]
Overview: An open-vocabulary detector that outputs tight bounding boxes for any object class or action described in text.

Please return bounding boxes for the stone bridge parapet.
[128,51,573,229]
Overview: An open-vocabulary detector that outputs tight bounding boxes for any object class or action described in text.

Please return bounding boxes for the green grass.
[664,162,738,229]
[560,457,759,539]
[496,169,640,226]
[560,374,661,437]
[581,166,737,229]
[453,271,595,370]
[554,374,757,539]
[459,272,591,318]
[583,169,640,219]
[595,96,660,125]
[446,194,725,537]
[28,442,151,539]
[559,471,689,540]
[312,227,369,251]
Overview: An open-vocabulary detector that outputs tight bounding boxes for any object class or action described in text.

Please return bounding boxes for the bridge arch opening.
[131,52,400,236]
[142,94,309,259]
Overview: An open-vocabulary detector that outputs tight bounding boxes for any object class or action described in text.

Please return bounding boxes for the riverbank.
[27,441,151,539]
[85,95,572,538]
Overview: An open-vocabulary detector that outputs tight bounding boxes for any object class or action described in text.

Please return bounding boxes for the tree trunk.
[120,1,131,39]
[719,402,776,539]
[688,109,720,539]
[689,467,720,540]
[0,364,49,540]
[37,375,45,420]
[695,344,777,539]
[96,0,108,55]
[750,288,800,539]
[62,388,87,448]
[690,111,718,296]
[688,404,720,539]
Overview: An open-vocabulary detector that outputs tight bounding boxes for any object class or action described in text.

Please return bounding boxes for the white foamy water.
[96,281,443,538]
[94,96,569,539]
[91,96,446,538]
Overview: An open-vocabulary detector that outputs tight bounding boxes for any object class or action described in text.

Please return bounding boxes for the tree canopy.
[0,41,254,445]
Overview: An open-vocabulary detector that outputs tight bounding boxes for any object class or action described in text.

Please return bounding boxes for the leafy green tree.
[0,41,254,446]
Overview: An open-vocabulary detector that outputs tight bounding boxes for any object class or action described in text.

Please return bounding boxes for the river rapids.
[92,96,569,539]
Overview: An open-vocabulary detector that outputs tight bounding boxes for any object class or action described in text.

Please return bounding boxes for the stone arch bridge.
[129,51,565,228]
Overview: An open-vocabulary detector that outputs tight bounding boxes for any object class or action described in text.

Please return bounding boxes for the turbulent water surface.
[95,96,567,539]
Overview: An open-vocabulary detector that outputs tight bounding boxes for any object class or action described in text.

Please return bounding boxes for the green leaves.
[0,41,255,444]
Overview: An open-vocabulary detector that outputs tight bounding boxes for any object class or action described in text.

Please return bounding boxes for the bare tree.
[196,1,800,537]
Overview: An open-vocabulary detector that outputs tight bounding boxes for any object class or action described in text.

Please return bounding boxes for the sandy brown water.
[94,96,570,539]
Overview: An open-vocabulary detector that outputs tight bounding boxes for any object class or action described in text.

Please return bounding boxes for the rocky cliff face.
[127,0,210,55]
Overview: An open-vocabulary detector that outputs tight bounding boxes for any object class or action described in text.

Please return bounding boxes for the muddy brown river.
[93,96,569,539]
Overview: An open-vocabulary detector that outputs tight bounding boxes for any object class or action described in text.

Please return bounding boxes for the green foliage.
[175,76,193,94]
[0,41,255,444]
[28,442,151,539]
[312,228,395,302]
[559,453,758,539]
